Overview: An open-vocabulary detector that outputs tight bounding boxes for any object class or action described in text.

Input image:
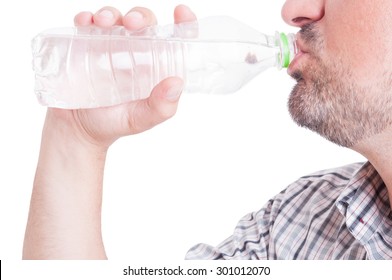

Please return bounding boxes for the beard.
[288,24,392,148]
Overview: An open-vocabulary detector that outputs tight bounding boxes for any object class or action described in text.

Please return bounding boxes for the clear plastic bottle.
[32,16,297,109]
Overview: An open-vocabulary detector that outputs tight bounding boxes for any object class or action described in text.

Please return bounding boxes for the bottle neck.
[275,32,297,69]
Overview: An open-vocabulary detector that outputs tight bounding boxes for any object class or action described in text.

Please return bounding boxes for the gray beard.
[288,62,392,147]
[287,23,392,148]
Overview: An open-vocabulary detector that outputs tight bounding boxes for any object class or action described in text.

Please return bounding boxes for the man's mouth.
[288,36,309,77]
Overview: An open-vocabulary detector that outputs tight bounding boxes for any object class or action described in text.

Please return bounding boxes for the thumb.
[152,76,184,102]
[125,77,184,134]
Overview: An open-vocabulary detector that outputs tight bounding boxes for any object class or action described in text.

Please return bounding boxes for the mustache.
[299,22,321,48]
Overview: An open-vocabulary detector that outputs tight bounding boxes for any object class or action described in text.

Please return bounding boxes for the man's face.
[282,0,392,147]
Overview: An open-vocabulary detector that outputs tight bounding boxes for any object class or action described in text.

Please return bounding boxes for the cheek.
[322,2,391,83]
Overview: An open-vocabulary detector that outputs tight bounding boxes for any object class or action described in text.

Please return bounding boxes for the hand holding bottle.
[47,5,197,150]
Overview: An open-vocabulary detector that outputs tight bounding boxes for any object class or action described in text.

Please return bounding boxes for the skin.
[23,0,392,259]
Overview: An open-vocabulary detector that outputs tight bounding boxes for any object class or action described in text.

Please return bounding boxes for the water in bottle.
[32,16,297,109]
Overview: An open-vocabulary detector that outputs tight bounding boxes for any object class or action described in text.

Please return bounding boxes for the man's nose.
[281,0,325,27]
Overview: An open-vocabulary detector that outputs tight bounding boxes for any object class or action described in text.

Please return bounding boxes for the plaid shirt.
[186,162,392,259]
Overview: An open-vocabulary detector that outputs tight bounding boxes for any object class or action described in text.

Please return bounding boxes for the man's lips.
[288,37,309,76]
[288,51,306,75]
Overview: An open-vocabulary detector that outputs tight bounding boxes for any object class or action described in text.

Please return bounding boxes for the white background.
[0,0,365,268]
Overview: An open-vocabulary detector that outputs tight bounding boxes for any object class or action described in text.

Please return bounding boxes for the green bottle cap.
[280,33,290,68]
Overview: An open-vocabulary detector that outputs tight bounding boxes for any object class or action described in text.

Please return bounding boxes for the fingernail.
[98,9,114,19]
[165,84,183,101]
[125,11,144,25]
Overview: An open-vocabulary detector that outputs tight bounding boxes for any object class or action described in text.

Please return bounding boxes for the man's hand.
[56,5,197,150]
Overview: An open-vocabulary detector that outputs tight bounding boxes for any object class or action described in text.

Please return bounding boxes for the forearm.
[23,109,108,259]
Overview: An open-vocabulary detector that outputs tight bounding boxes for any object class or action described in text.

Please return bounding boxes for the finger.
[174,5,197,24]
[173,5,198,38]
[124,77,184,134]
[123,7,158,31]
[74,11,94,26]
[93,6,123,27]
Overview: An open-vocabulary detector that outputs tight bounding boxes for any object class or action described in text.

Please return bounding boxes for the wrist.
[45,108,111,154]
[37,108,108,188]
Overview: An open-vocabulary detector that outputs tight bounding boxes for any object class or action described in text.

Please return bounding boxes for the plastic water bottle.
[32,16,297,109]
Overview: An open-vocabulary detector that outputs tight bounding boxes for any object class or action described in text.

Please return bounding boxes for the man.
[23,1,392,259]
